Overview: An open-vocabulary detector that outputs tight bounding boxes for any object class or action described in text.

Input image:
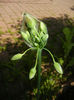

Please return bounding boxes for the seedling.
[11,13,63,100]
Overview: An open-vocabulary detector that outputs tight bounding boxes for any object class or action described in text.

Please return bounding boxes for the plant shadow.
[56,85,74,100]
[0,14,74,100]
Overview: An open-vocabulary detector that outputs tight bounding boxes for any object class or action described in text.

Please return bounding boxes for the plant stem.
[37,48,42,100]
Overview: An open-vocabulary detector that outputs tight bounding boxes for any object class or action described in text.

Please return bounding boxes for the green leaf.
[63,27,70,34]
[54,62,63,74]
[11,53,23,60]
[29,67,36,79]
[63,27,71,41]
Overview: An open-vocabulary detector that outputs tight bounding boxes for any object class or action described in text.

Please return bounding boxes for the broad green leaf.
[63,27,71,41]
[54,62,63,74]
[63,41,72,58]
[11,53,23,60]
[29,67,36,79]
[63,27,70,34]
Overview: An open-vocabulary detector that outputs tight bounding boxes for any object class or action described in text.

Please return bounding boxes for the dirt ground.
[0,0,74,32]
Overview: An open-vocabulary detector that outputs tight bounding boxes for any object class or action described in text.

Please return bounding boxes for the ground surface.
[0,0,74,32]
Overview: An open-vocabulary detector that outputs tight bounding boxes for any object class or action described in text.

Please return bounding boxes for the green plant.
[63,27,74,59]
[33,70,63,100]
[58,27,74,69]
[11,13,63,100]
[63,27,74,69]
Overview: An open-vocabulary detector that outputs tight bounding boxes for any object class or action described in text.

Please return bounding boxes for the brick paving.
[0,0,74,33]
